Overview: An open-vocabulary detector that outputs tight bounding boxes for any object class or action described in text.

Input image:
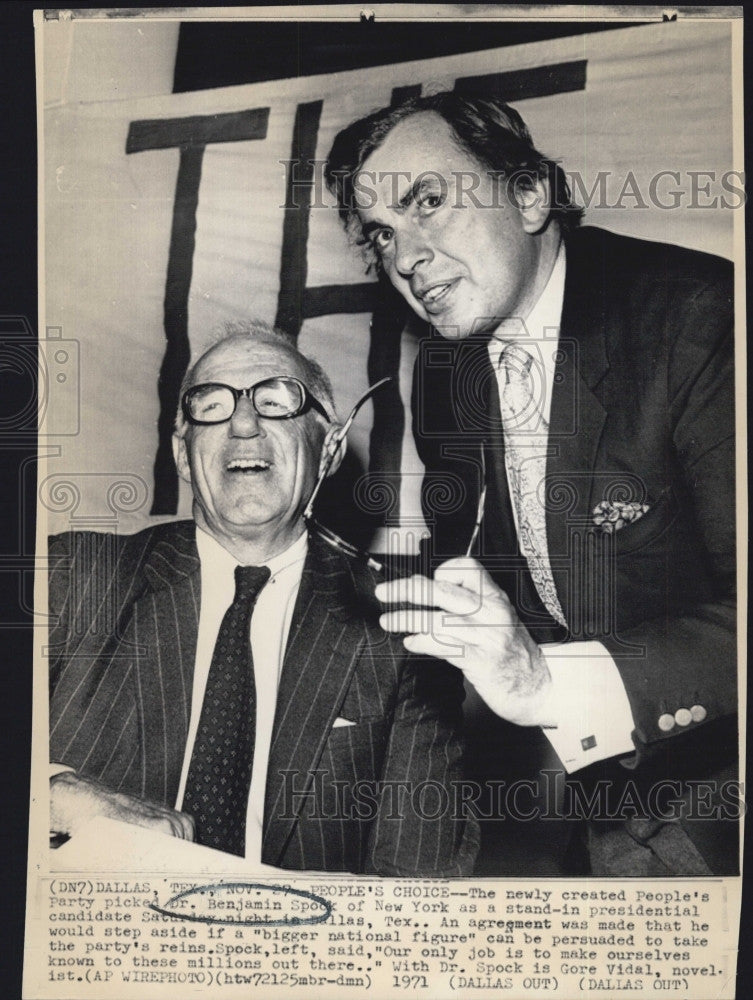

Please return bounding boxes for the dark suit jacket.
[48,522,478,876]
[412,226,737,871]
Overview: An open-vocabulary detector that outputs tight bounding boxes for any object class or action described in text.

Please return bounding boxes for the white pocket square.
[332,717,356,728]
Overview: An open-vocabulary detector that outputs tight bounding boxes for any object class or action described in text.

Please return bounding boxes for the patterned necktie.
[182,564,271,856]
[499,343,567,628]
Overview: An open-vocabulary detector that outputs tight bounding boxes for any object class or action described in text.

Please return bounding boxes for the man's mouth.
[226,458,272,474]
[415,279,457,311]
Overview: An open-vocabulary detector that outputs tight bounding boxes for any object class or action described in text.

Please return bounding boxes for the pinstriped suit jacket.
[49,522,478,875]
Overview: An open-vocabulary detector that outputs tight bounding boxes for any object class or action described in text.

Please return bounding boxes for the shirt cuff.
[539,640,635,772]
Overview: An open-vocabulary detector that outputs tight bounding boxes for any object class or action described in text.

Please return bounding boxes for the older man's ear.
[319,425,346,478]
[172,431,193,485]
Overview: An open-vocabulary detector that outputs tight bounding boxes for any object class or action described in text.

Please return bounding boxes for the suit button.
[674,708,692,727]
[658,713,675,732]
[690,704,707,723]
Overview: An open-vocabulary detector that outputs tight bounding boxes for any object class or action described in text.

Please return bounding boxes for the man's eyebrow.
[379,175,425,213]
[396,179,419,210]
[395,175,437,211]
[356,177,427,237]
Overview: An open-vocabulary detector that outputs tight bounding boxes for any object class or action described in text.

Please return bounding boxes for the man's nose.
[229,395,264,437]
[394,224,434,277]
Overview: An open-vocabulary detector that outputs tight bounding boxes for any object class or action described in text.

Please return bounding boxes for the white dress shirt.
[174,526,307,866]
[488,244,636,772]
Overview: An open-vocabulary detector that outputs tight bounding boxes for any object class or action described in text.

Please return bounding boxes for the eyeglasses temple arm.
[463,444,487,558]
[312,441,484,578]
[308,517,384,572]
[303,376,393,520]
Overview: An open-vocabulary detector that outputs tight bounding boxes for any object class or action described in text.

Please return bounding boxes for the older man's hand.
[376,557,557,728]
[50,770,195,841]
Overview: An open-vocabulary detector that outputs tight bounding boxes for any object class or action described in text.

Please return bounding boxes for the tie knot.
[499,343,544,429]
[234,564,271,602]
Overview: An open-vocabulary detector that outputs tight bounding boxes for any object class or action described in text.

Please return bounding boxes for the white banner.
[42,19,736,548]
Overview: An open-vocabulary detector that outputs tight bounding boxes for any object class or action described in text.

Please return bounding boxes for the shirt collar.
[487,241,566,384]
[195,525,308,582]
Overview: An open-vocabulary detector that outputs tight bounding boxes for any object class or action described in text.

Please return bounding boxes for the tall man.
[48,323,477,875]
[326,93,738,875]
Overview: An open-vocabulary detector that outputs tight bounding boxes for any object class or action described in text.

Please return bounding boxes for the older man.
[326,92,737,875]
[48,323,477,875]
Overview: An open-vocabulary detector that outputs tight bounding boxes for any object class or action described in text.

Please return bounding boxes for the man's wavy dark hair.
[325,91,584,241]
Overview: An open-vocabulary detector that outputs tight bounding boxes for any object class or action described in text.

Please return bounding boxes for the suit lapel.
[546,229,610,621]
[128,521,200,805]
[262,537,366,864]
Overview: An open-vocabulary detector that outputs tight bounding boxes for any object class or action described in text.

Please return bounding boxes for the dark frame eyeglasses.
[182,376,330,425]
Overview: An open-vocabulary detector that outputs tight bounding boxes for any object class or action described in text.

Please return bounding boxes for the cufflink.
[690,704,707,723]
[581,735,597,751]
[658,713,675,732]
[674,708,692,727]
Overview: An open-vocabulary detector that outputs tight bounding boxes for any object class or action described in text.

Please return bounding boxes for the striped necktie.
[499,343,567,628]
[182,564,271,856]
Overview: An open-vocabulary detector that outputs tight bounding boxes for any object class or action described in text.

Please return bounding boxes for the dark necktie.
[182,564,271,856]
